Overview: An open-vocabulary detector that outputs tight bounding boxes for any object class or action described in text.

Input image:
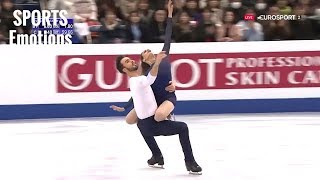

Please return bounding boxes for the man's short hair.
[116,55,125,74]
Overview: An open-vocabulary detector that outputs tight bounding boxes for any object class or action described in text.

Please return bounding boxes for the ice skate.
[147,155,164,169]
[185,161,202,175]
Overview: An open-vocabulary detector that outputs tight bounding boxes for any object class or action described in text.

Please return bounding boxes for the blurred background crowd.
[0,0,319,44]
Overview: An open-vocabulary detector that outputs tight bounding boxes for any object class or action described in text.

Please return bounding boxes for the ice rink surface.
[1,113,320,180]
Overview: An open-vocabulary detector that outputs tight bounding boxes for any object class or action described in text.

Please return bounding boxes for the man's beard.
[126,66,138,72]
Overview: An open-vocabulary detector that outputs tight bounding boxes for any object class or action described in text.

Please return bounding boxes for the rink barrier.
[1,40,320,120]
[1,98,320,120]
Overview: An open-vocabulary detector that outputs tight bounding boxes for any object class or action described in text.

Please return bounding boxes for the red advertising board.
[57,51,320,92]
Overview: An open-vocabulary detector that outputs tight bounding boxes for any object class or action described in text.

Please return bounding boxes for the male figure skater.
[115,51,202,175]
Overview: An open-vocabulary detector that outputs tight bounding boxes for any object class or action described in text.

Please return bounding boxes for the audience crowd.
[0,0,319,44]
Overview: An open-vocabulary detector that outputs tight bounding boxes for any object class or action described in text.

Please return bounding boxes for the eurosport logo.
[257,14,301,21]
[57,52,320,93]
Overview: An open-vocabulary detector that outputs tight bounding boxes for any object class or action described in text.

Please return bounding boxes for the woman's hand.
[165,81,176,92]
[109,105,125,112]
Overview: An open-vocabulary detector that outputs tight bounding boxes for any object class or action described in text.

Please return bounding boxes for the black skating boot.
[185,161,202,175]
[147,155,164,168]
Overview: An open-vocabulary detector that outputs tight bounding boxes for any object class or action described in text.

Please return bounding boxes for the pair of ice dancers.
[110,0,202,175]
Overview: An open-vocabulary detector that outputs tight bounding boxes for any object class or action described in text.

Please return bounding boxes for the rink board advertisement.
[57,52,320,93]
[1,40,320,120]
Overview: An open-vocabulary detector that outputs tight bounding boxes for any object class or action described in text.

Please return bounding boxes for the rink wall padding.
[1,98,320,120]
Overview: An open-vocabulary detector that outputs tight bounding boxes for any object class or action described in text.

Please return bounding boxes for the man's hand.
[165,81,176,92]
[109,105,125,112]
[155,51,167,65]
[168,0,173,18]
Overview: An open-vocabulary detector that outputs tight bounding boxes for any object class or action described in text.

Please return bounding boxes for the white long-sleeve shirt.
[129,73,157,119]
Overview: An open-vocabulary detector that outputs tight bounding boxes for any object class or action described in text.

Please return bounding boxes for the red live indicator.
[244,13,255,20]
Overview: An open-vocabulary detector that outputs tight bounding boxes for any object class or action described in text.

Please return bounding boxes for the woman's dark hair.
[140,52,151,74]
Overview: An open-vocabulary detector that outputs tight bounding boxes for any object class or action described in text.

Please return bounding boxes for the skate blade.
[189,171,202,175]
[148,164,164,169]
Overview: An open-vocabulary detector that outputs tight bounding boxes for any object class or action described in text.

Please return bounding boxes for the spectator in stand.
[290,4,316,40]
[198,0,206,9]
[227,0,247,23]
[97,0,124,21]
[276,0,292,15]
[184,0,202,23]
[148,0,164,11]
[289,0,298,7]
[125,10,150,43]
[220,0,230,9]
[196,8,217,42]
[242,0,256,7]
[121,0,137,19]
[206,0,223,24]
[71,0,98,43]
[254,0,269,17]
[0,0,24,42]
[0,4,3,28]
[148,9,167,42]
[216,9,242,42]
[0,30,7,44]
[173,11,198,42]
[200,7,214,25]
[298,0,313,15]
[72,0,97,22]
[90,10,126,43]
[237,8,264,41]
[47,0,73,19]
[313,2,320,38]
[47,0,99,39]
[263,6,292,40]
[137,0,154,24]
[45,0,92,18]
[173,0,186,14]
